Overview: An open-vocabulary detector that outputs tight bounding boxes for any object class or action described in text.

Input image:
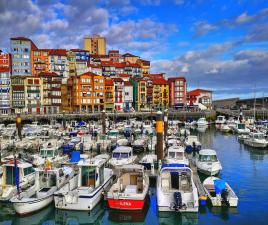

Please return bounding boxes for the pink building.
[168,77,187,108]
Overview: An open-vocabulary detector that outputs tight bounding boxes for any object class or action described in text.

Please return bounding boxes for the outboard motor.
[221,189,230,206]
[173,192,182,211]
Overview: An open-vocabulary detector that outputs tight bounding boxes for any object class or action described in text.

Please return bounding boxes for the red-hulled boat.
[106,164,149,210]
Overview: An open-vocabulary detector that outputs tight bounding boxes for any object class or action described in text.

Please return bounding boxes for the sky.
[1,0,268,100]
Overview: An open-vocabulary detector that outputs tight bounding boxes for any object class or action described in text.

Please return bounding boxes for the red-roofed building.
[108,50,121,62]
[136,59,150,74]
[112,77,124,111]
[0,52,11,69]
[151,77,169,109]
[11,37,38,76]
[48,49,69,83]
[168,77,187,108]
[104,78,114,112]
[123,81,133,112]
[187,89,212,109]
[0,67,11,114]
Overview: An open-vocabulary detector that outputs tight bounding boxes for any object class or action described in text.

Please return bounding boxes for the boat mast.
[253,85,256,122]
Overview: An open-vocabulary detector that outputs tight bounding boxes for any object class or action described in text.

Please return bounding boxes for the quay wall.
[0,110,216,124]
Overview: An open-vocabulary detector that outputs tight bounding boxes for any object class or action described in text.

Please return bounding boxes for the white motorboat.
[0,160,35,202]
[117,138,130,147]
[215,116,226,124]
[11,166,77,215]
[139,154,157,175]
[92,134,112,152]
[237,134,249,142]
[132,138,148,153]
[165,145,189,166]
[157,164,199,212]
[220,124,232,133]
[107,129,119,142]
[180,128,190,137]
[244,132,268,148]
[82,135,94,152]
[195,149,222,176]
[196,118,208,127]
[233,123,250,134]
[108,146,137,168]
[32,139,68,167]
[54,157,113,211]
[203,176,238,207]
[107,164,149,210]
[185,135,201,153]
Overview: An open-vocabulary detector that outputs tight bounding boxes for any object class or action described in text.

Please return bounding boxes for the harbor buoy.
[199,195,207,205]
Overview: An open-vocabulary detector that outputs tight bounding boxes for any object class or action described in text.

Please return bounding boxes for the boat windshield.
[81,166,96,188]
[46,150,54,157]
[238,124,245,129]
[199,154,218,162]
[99,135,107,141]
[169,152,183,159]
[121,153,130,158]
[39,171,57,188]
[5,166,16,185]
[40,150,46,157]
[254,134,264,139]
[108,131,118,136]
[113,152,121,158]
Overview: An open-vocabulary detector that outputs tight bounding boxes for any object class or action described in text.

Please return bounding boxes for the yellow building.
[67,50,76,76]
[104,79,114,112]
[84,34,106,55]
[152,78,169,110]
[136,59,150,75]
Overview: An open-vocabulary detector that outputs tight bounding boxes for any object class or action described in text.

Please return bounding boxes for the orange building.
[104,78,114,112]
[68,72,105,113]
[31,49,49,76]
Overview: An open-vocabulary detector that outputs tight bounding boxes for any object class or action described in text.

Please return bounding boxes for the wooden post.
[16,113,22,140]
[102,110,106,134]
[156,111,164,161]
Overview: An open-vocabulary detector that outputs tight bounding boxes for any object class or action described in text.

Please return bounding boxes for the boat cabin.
[250,132,265,140]
[108,130,119,138]
[167,146,185,160]
[112,147,133,160]
[78,159,105,189]
[40,148,59,158]
[198,149,218,162]
[217,116,225,122]
[160,165,193,192]
[1,161,35,186]
[237,123,246,130]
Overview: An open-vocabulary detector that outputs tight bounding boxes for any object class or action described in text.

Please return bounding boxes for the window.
[24,167,35,176]
[81,166,96,187]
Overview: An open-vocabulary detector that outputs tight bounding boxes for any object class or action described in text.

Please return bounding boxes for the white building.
[0,67,11,115]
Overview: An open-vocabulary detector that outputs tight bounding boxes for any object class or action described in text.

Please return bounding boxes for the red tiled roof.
[70,49,90,53]
[87,63,102,68]
[0,67,10,73]
[124,81,132,86]
[112,78,124,82]
[168,77,186,82]
[48,49,67,56]
[151,78,168,85]
[38,72,60,77]
[90,54,108,58]
[137,59,150,66]
[187,89,211,96]
[105,79,114,86]
[78,72,103,77]
[118,73,130,77]
[144,73,164,78]
[109,50,119,53]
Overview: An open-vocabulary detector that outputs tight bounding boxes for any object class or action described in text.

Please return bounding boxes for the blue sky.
[1,0,268,99]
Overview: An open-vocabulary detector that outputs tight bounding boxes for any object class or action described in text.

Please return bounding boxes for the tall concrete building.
[84,35,106,55]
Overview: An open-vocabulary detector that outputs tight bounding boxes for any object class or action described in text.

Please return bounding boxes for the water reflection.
[158,212,198,225]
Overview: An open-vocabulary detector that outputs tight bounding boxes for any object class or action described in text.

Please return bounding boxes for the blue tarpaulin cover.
[70,151,80,163]
[214,179,226,194]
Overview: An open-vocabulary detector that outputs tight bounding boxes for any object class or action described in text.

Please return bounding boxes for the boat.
[215,116,226,124]
[54,157,113,211]
[117,138,130,147]
[196,118,208,127]
[107,164,149,210]
[220,124,232,133]
[11,166,77,215]
[139,154,157,175]
[82,135,94,152]
[157,164,199,212]
[108,146,137,168]
[107,129,119,142]
[0,160,35,202]
[185,135,201,153]
[132,138,148,153]
[244,132,268,148]
[165,145,189,166]
[32,139,68,167]
[195,149,222,176]
[233,123,250,134]
[203,176,238,207]
[92,134,112,152]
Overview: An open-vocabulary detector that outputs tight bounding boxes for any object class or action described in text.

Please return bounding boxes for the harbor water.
[1,125,268,225]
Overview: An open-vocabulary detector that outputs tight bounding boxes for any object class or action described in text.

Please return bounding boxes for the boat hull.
[107,197,146,210]
[13,195,53,215]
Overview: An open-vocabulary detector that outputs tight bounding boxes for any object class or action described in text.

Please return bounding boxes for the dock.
[189,156,207,197]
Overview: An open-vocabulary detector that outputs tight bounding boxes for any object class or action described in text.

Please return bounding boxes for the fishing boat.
[32,139,68,167]
[215,116,226,124]
[203,176,238,207]
[165,146,189,166]
[196,117,208,127]
[237,134,249,142]
[195,149,222,176]
[233,123,250,134]
[11,166,77,215]
[244,132,268,148]
[220,124,232,133]
[0,160,35,202]
[92,134,112,152]
[108,146,137,168]
[107,164,149,210]
[185,135,201,153]
[157,164,199,212]
[54,157,113,211]
[132,138,148,153]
